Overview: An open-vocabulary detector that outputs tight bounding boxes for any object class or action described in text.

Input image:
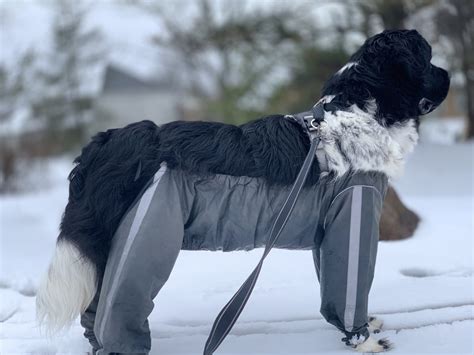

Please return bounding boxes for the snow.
[418,117,466,144]
[0,143,473,354]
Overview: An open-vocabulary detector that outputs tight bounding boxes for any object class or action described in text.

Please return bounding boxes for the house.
[94,65,182,131]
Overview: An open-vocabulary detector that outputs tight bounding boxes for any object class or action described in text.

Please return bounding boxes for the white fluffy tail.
[36,240,97,333]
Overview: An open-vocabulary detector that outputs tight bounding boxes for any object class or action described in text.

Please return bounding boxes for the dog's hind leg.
[91,165,186,354]
[80,284,102,351]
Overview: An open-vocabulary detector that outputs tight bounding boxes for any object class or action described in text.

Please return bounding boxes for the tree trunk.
[451,0,474,138]
[0,146,17,192]
[463,57,474,139]
[379,186,420,241]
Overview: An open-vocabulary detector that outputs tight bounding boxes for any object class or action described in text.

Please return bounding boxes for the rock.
[379,186,420,241]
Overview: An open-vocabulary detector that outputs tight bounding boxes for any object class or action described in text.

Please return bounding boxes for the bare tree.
[34,0,103,140]
[0,0,104,192]
[148,0,313,123]
[0,51,36,192]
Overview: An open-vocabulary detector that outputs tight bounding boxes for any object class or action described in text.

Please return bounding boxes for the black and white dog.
[37,30,449,353]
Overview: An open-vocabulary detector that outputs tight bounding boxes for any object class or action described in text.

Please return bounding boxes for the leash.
[203,102,326,355]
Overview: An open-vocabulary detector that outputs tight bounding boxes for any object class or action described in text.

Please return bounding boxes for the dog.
[37,30,449,353]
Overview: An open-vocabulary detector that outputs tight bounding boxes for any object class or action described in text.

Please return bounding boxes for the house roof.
[102,65,173,93]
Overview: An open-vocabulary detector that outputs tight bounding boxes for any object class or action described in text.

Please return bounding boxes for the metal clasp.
[310,119,320,131]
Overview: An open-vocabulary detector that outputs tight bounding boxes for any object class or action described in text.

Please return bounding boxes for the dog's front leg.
[317,175,392,352]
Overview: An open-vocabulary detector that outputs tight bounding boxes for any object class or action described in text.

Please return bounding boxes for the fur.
[368,316,384,334]
[319,102,418,179]
[336,62,358,75]
[37,30,449,351]
[36,240,96,333]
[355,336,392,352]
[322,30,450,126]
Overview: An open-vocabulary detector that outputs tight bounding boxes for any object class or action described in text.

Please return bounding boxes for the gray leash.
[203,108,323,355]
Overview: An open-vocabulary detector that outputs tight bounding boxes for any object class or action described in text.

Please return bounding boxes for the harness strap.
[287,100,342,140]
[203,115,322,355]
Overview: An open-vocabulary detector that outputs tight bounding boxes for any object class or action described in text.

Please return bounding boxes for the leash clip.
[310,118,320,131]
[286,100,325,140]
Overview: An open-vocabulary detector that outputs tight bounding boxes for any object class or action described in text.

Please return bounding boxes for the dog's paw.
[368,316,383,334]
[355,336,392,353]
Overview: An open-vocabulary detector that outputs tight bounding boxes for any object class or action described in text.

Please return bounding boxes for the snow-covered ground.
[0,143,473,354]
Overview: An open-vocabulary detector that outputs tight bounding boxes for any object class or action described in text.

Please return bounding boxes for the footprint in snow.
[0,289,21,322]
[0,276,37,296]
[400,267,473,278]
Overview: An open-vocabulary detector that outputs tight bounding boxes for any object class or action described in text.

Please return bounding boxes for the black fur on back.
[60,116,321,276]
[60,121,161,274]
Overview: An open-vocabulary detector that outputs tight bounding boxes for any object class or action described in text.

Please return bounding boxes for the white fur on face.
[36,240,97,334]
[387,119,419,156]
[318,102,418,180]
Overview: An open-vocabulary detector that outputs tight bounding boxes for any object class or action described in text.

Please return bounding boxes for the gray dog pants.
[81,165,387,354]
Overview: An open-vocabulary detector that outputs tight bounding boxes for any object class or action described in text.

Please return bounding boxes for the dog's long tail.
[36,120,161,332]
[36,239,98,333]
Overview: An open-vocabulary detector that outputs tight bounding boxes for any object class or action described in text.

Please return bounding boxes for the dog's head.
[322,29,450,126]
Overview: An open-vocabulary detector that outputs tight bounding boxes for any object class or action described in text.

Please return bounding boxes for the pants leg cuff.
[341,327,370,346]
